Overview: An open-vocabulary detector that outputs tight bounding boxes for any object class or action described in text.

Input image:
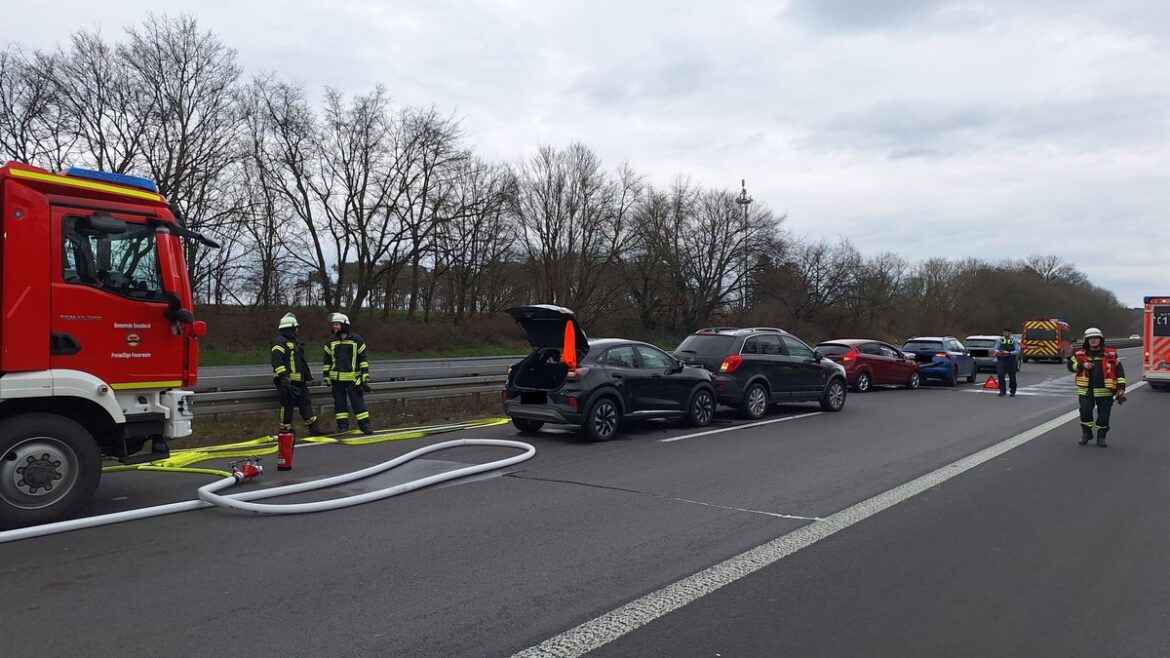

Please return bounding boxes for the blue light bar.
[66,167,159,193]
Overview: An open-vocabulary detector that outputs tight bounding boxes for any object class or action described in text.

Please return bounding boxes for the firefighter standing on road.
[271,313,324,436]
[993,327,1020,397]
[1068,327,1127,447]
[323,313,374,434]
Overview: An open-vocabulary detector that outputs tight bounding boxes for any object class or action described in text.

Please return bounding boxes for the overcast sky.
[5,1,1168,307]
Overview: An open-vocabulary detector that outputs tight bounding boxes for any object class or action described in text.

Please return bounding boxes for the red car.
[814,339,921,392]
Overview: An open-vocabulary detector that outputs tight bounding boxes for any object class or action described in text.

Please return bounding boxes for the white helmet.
[330,312,350,325]
[1084,327,1103,339]
[278,313,298,329]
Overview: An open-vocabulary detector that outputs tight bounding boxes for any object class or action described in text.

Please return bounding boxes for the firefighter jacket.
[1068,347,1126,397]
[271,330,314,383]
[323,331,370,383]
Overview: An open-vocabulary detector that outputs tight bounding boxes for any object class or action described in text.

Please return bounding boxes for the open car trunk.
[511,347,570,391]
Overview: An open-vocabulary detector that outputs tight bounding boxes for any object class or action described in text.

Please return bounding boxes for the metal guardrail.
[195,355,522,393]
[193,375,507,418]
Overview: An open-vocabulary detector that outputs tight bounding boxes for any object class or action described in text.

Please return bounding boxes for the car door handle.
[611,373,624,379]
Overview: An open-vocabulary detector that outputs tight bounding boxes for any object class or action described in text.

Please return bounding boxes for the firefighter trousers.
[1078,394,1113,431]
[278,382,317,429]
[996,358,1018,394]
[332,381,369,429]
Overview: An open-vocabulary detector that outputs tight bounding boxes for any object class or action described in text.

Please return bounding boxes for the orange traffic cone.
[982,376,1000,391]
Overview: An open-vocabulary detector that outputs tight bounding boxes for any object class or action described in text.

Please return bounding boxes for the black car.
[502,305,717,441]
[673,327,848,418]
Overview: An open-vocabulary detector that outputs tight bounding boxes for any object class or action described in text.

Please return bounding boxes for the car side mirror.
[813,350,823,362]
[671,359,686,373]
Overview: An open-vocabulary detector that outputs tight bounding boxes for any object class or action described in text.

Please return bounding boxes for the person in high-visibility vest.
[323,313,373,434]
[271,313,324,436]
[1067,327,1127,446]
[992,327,1020,397]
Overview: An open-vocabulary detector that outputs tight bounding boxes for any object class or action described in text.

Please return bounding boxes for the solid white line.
[658,412,823,443]
[513,393,1143,658]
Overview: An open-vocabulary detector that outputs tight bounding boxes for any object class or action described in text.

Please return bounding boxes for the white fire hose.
[0,439,535,544]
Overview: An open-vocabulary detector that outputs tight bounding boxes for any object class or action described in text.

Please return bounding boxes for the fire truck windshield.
[63,218,166,301]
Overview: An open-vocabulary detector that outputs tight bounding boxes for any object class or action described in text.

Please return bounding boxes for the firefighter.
[1068,327,1127,447]
[271,313,324,436]
[323,312,373,434]
[993,327,1020,397]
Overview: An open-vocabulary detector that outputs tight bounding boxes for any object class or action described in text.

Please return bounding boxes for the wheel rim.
[593,401,618,437]
[748,386,768,417]
[910,372,920,389]
[1,437,80,510]
[693,392,714,424]
[828,382,845,409]
[857,373,870,391]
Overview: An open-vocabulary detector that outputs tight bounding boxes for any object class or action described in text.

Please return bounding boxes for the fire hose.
[0,438,535,544]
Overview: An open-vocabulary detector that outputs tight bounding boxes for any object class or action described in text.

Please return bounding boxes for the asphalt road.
[1,348,1163,657]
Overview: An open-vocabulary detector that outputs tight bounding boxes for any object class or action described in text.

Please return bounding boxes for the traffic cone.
[982,376,1000,391]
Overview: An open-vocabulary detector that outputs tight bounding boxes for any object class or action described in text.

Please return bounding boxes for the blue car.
[901,336,977,386]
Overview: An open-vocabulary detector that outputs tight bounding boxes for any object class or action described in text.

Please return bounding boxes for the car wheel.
[820,378,847,412]
[906,371,921,390]
[946,367,958,387]
[854,372,871,393]
[687,388,716,427]
[582,397,621,442]
[739,382,769,420]
[0,414,101,529]
[511,418,544,435]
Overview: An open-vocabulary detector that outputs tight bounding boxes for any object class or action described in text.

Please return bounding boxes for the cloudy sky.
[5,1,1168,306]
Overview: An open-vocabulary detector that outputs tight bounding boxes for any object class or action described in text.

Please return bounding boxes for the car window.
[780,335,814,359]
[752,334,783,355]
[878,344,901,358]
[903,340,943,351]
[858,342,882,356]
[676,334,736,356]
[602,346,638,368]
[815,343,850,357]
[965,339,997,348]
[637,346,674,369]
[948,340,965,352]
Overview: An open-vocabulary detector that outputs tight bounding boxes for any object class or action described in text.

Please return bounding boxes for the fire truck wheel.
[0,414,101,529]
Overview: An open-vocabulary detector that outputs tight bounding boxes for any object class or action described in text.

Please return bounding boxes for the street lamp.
[735,178,753,222]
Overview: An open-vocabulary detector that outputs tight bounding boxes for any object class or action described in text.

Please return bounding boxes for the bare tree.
[0,46,74,168]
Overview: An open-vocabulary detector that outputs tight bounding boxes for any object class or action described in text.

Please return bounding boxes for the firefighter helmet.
[330,313,350,325]
[278,313,298,329]
[1083,327,1103,339]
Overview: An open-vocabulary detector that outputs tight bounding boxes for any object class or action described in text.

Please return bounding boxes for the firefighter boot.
[308,420,325,436]
[337,420,349,432]
[359,420,374,435]
[1096,428,1108,448]
[1079,426,1093,445]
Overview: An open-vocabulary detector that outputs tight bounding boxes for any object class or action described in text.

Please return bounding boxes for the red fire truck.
[1021,317,1073,363]
[0,161,214,528]
[1143,296,1170,391]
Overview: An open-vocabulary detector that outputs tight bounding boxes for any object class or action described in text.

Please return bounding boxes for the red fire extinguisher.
[277,428,295,471]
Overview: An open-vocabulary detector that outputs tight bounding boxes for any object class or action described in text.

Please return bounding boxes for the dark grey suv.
[673,327,848,418]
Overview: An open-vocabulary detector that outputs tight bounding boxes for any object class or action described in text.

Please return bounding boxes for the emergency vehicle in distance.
[1021,317,1073,363]
[1143,296,1170,391]
[0,161,216,528]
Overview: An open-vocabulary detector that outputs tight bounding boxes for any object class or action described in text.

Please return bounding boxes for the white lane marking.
[669,497,822,521]
[513,388,1147,658]
[659,412,823,443]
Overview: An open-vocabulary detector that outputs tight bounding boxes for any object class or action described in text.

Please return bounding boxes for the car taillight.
[567,396,579,410]
[719,355,743,373]
[567,367,590,379]
[843,348,858,363]
[935,352,951,359]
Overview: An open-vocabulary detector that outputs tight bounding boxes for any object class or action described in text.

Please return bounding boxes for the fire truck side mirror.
[192,320,208,338]
[166,307,195,324]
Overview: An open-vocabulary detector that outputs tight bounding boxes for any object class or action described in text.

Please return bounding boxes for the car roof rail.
[746,327,785,333]
[695,326,742,334]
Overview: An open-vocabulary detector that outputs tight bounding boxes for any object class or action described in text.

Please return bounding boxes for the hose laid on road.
[197,438,535,514]
[0,439,534,544]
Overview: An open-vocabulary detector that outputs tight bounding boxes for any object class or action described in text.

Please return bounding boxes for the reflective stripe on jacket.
[323,331,370,383]
[1069,347,1126,397]
[271,331,313,383]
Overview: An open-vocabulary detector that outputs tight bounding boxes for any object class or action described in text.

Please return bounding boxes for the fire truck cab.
[0,161,211,528]
[1021,317,1073,363]
[1143,296,1170,391]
